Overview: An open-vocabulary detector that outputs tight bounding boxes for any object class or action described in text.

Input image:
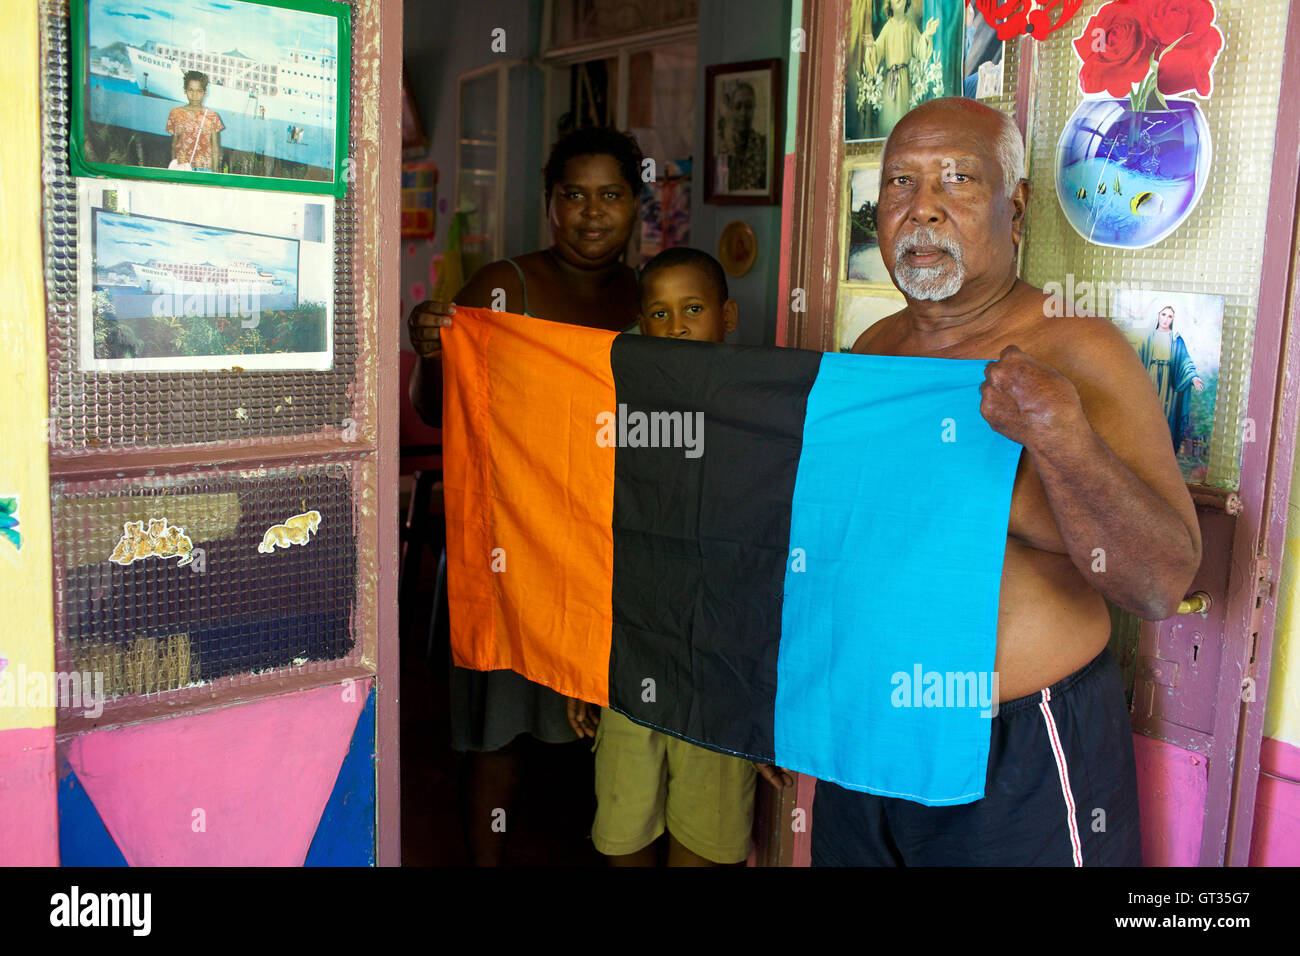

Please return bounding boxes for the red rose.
[1144,0,1215,45]
[1145,0,1223,96]
[1073,1,1158,97]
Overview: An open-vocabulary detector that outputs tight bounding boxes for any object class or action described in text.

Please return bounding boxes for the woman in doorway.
[407,126,643,866]
[165,70,224,172]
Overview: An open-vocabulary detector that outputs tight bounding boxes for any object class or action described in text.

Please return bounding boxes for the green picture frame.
[70,0,351,197]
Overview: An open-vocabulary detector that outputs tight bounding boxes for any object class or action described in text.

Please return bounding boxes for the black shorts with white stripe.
[811,648,1142,866]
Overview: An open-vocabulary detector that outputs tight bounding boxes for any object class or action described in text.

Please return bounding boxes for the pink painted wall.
[0,727,58,866]
[1134,733,1207,866]
[65,681,368,866]
[1250,737,1300,865]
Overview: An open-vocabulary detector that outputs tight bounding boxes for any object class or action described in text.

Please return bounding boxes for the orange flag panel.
[441,307,618,706]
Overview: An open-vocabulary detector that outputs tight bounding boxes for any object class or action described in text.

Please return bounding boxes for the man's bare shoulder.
[1015,298,1159,423]
[1010,288,1141,378]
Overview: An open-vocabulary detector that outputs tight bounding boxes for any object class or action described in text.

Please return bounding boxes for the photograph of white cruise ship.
[76,0,346,188]
[122,40,335,130]
[78,177,334,372]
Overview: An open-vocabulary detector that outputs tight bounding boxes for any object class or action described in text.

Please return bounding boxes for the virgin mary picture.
[1112,289,1223,483]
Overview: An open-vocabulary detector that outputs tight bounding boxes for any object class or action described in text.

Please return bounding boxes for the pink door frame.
[375,0,404,868]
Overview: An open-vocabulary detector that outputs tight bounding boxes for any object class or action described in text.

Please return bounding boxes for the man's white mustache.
[894,228,963,262]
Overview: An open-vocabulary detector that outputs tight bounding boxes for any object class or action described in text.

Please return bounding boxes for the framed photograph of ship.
[77,178,335,372]
[70,0,351,196]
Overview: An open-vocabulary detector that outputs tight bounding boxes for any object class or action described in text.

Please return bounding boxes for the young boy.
[567,247,758,866]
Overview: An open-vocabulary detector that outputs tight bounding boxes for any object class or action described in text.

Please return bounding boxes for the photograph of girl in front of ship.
[73,0,347,192]
[167,71,223,172]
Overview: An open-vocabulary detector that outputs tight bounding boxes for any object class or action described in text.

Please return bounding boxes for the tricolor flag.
[442,307,1021,805]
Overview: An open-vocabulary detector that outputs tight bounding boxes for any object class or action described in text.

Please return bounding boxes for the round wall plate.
[718,220,757,277]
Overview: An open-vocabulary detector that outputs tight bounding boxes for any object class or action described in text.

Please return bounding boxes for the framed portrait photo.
[705,59,781,205]
[70,0,352,197]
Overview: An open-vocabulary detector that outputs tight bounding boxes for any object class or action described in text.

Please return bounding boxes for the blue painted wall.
[694,0,794,346]
[305,687,376,866]
[401,0,545,332]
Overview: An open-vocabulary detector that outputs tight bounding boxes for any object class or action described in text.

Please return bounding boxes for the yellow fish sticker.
[1131,191,1164,216]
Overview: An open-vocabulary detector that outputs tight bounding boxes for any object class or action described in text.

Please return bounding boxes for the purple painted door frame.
[375,0,404,868]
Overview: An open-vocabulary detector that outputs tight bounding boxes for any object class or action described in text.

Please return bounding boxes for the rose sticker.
[1056,0,1222,249]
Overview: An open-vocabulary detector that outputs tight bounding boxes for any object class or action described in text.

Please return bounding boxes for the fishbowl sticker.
[1056,0,1223,249]
[258,511,322,554]
[109,518,197,567]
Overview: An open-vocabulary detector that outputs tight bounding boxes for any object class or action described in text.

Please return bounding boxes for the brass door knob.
[1177,591,1212,615]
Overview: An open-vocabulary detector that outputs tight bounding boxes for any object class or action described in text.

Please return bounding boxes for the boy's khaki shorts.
[591,708,757,863]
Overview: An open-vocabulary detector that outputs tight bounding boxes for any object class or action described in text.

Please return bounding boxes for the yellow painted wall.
[0,1,55,733]
[1266,426,1300,747]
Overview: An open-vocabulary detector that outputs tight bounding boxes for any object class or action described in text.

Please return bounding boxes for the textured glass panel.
[1022,0,1286,490]
[41,0,362,454]
[53,461,361,704]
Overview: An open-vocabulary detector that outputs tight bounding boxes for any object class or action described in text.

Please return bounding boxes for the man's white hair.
[991,108,1025,198]
[882,98,1025,197]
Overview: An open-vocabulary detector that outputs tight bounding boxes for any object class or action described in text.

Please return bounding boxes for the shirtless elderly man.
[816,97,1202,866]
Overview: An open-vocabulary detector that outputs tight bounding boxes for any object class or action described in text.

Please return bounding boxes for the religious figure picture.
[705,59,781,204]
[1111,289,1224,483]
[845,0,963,143]
[70,0,351,196]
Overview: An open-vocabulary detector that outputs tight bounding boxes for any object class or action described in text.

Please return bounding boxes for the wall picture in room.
[705,59,781,204]
[843,162,893,288]
[1111,288,1224,483]
[78,178,335,372]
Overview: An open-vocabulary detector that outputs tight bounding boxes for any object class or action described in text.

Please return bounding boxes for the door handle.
[1176,590,1212,615]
